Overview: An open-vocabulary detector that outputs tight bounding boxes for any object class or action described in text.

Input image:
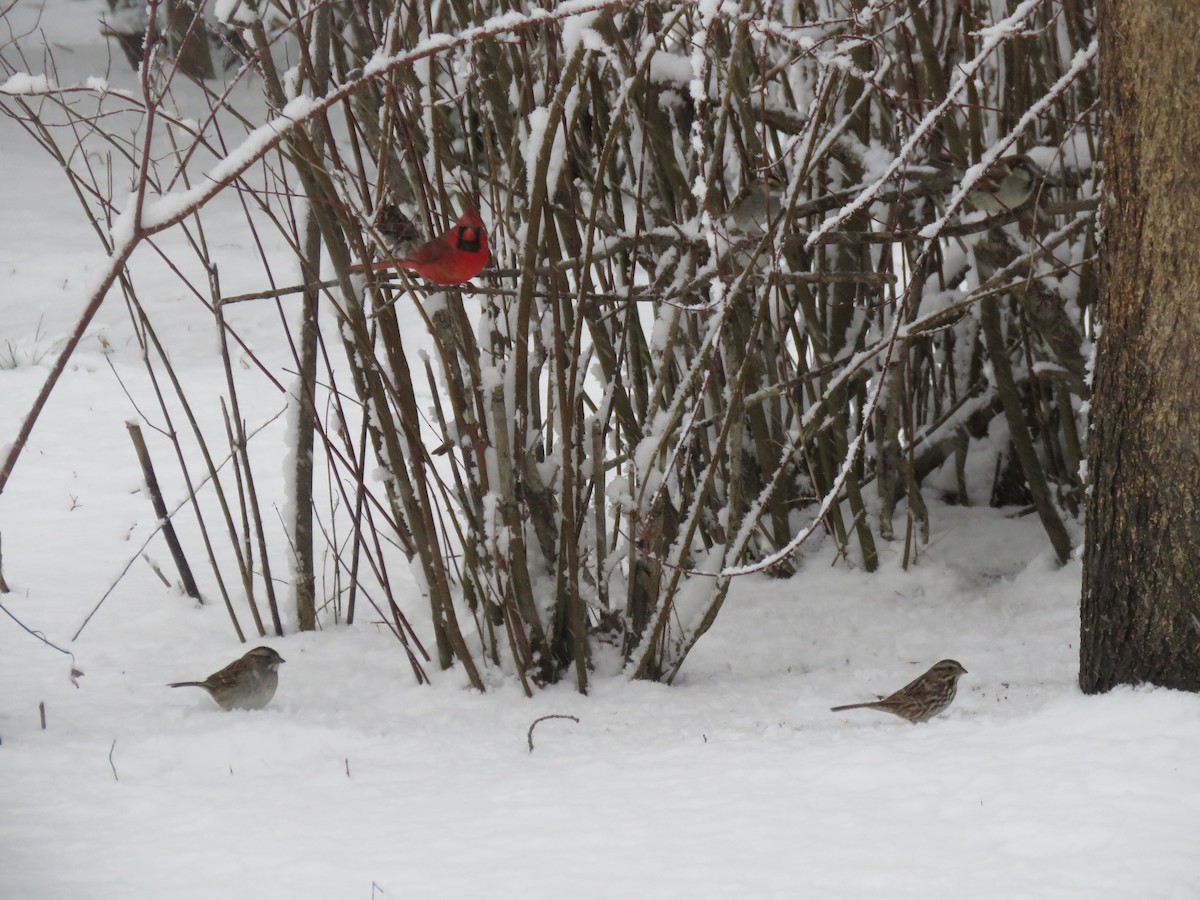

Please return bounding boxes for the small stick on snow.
[142,553,171,588]
[527,715,580,753]
[0,532,10,592]
[39,702,46,730]
[0,599,80,685]
[108,739,119,782]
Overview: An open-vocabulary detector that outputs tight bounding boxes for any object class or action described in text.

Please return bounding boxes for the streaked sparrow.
[726,180,785,233]
[967,154,1047,213]
[831,658,967,723]
[169,646,285,710]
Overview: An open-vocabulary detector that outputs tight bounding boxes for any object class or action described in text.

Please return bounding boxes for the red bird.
[376,209,489,285]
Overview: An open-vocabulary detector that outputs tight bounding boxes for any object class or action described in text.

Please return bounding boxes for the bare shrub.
[0,0,1097,690]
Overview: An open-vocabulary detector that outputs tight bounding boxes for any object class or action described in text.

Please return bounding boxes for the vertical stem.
[126,423,202,602]
[980,297,1071,564]
[292,0,334,633]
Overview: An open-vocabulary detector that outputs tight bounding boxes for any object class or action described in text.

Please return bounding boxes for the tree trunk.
[1081,0,1200,692]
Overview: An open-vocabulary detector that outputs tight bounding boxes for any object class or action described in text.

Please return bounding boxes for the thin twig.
[0,599,80,685]
[527,714,580,753]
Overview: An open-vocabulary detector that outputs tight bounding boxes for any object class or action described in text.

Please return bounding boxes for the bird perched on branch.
[725,173,786,233]
[374,208,489,285]
[831,659,967,723]
[966,154,1048,214]
[373,202,419,247]
[169,646,285,710]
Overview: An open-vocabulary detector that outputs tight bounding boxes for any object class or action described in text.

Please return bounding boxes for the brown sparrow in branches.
[726,180,785,233]
[831,659,967,723]
[169,646,285,710]
[967,155,1047,213]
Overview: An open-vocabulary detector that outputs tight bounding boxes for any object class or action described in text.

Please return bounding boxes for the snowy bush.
[0,0,1098,691]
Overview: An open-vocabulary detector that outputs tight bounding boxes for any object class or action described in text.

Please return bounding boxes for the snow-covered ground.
[3,4,1200,898]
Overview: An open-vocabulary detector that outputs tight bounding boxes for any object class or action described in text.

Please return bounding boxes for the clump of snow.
[525,107,567,204]
[107,189,145,249]
[648,50,694,85]
[1,72,51,94]
[562,10,604,54]
[214,0,258,27]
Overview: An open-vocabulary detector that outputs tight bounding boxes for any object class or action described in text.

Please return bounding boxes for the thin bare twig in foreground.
[527,714,580,753]
[109,739,119,782]
[0,599,81,685]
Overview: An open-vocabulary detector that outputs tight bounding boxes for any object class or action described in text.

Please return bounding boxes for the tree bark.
[1081,0,1200,692]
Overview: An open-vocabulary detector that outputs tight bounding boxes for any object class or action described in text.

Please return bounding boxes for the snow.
[6,491,1200,897]
[3,4,1200,899]
[0,71,51,94]
[561,10,604,54]
[649,50,694,85]
[213,0,257,27]
[526,107,555,202]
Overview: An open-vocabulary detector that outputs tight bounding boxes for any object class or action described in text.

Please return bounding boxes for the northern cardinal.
[375,209,489,285]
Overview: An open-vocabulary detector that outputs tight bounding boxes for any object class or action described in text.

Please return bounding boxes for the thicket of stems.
[0,0,1097,692]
